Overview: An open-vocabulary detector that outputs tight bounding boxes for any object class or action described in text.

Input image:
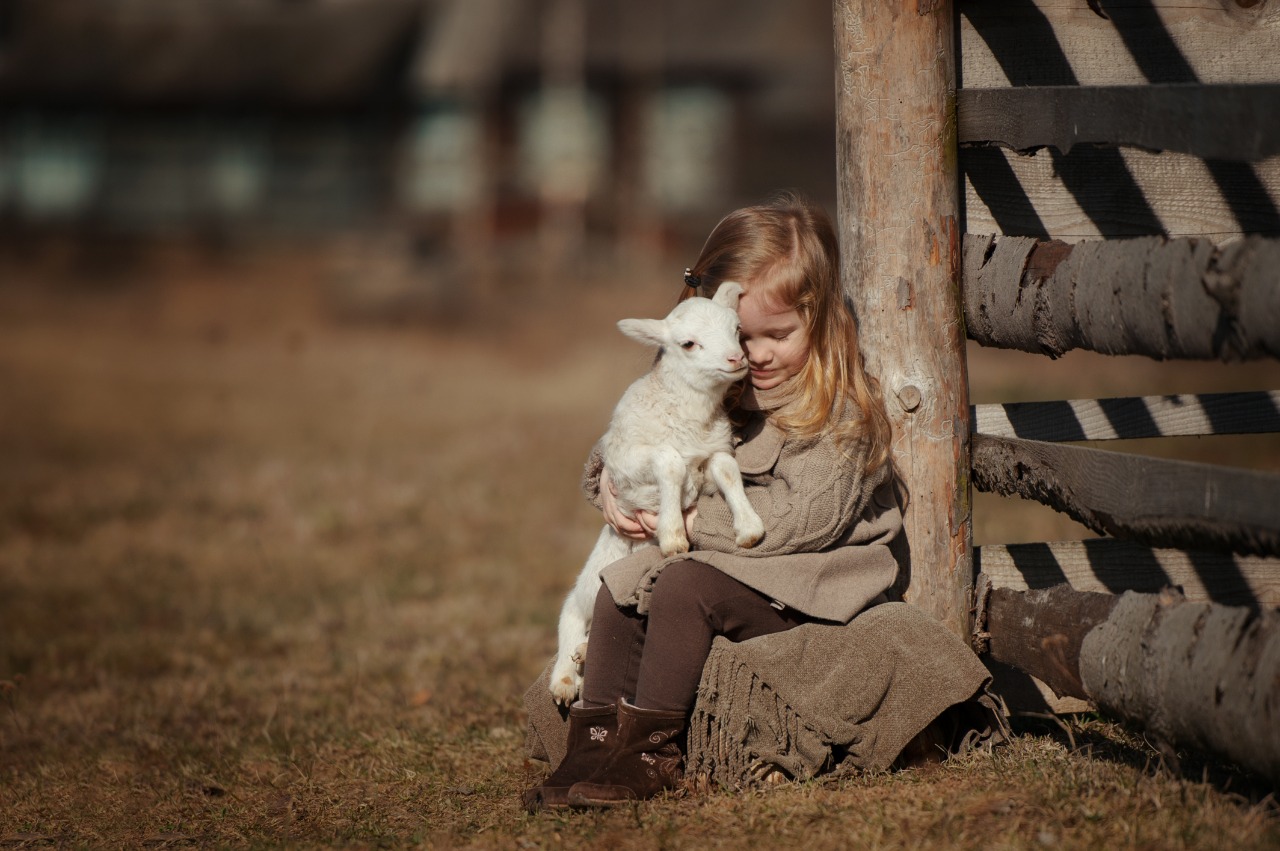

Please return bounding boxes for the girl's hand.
[600,468,650,541]
[633,506,700,541]
[600,470,699,542]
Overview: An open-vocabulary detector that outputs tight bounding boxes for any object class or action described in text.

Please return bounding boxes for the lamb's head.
[617,282,747,393]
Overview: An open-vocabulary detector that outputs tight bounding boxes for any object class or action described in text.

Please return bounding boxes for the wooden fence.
[834,0,1279,784]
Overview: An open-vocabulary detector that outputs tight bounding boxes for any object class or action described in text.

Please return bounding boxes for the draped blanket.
[524,603,1009,787]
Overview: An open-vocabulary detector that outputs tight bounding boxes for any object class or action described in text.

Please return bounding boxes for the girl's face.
[736,291,809,391]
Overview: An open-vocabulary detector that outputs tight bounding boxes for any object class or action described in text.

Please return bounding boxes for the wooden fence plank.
[962,147,1280,242]
[976,583,1280,785]
[971,391,1280,442]
[1080,589,1280,785]
[962,233,1280,360]
[960,1,1280,88]
[959,85,1280,162]
[971,434,1280,556]
[977,540,1280,609]
[979,582,1119,700]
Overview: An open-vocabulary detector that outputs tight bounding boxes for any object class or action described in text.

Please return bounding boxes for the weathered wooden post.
[833,0,971,637]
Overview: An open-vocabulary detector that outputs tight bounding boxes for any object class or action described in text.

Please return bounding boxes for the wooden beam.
[959,85,1280,162]
[834,0,971,638]
[979,582,1118,700]
[960,1,1280,89]
[962,147,1280,242]
[962,234,1280,360]
[972,391,1280,442]
[977,540,1280,609]
[976,583,1280,785]
[1080,588,1280,785]
[971,434,1280,557]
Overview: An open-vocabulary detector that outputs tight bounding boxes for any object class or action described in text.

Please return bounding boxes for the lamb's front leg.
[652,446,692,556]
[707,451,764,548]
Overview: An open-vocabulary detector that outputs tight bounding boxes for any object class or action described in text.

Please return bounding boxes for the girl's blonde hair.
[683,192,892,474]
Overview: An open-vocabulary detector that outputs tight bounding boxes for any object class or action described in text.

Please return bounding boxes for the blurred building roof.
[0,0,424,107]
[416,0,832,118]
[0,0,832,118]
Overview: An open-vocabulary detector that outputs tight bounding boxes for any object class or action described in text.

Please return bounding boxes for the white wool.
[549,282,765,705]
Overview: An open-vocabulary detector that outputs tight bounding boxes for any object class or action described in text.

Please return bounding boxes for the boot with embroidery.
[566,699,686,806]
[521,702,618,812]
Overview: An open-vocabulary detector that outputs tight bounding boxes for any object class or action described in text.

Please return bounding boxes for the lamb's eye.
[680,340,698,350]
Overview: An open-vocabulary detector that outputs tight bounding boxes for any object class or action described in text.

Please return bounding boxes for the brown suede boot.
[521,703,618,812]
[566,699,685,807]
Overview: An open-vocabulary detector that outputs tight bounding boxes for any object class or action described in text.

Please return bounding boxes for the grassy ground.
[1,243,1276,848]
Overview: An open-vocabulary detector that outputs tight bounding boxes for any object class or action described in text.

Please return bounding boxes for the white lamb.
[549,282,765,705]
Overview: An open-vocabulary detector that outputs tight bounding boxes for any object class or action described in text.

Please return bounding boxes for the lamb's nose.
[727,350,744,367]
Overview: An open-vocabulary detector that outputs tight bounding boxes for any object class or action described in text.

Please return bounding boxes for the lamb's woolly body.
[549,283,765,705]
[603,367,734,519]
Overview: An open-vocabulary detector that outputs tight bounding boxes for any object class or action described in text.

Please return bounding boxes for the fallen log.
[976,579,1280,784]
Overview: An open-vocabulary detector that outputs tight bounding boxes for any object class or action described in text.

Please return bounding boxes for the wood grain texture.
[981,583,1119,700]
[960,1,1280,88]
[982,582,1280,784]
[977,540,1280,608]
[962,233,1280,360]
[972,391,1280,442]
[971,434,1280,556]
[958,84,1280,162]
[834,0,972,638]
[1080,589,1280,785]
[963,147,1280,242]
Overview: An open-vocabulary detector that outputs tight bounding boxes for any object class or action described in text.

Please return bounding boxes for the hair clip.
[683,268,701,288]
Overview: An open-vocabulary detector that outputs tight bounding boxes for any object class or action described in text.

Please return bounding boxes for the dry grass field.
[1,241,1277,849]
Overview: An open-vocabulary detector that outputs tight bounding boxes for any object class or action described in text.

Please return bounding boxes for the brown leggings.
[579,560,813,713]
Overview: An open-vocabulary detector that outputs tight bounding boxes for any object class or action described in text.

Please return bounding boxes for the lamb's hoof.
[659,531,690,557]
[549,667,581,706]
[571,642,588,666]
[736,529,764,549]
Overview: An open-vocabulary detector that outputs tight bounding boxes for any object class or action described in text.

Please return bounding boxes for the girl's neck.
[738,376,802,414]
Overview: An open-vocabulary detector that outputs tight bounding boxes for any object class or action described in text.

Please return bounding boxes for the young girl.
[523,193,917,809]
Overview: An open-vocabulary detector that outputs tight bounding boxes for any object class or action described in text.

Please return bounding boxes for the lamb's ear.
[617,317,669,348]
[712,281,744,309]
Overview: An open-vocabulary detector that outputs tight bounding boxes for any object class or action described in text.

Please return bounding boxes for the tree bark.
[833,0,971,637]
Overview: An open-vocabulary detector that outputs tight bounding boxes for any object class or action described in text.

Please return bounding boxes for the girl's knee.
[649,561,724,609]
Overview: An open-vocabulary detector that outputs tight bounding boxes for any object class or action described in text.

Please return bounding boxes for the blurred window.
[14,115,102,220]
[100,122,200,230]
[400,105,482,212]
[517,85,608,203]
[644,86,732,212]
[207,128,268,218]
[0,129,10,212]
